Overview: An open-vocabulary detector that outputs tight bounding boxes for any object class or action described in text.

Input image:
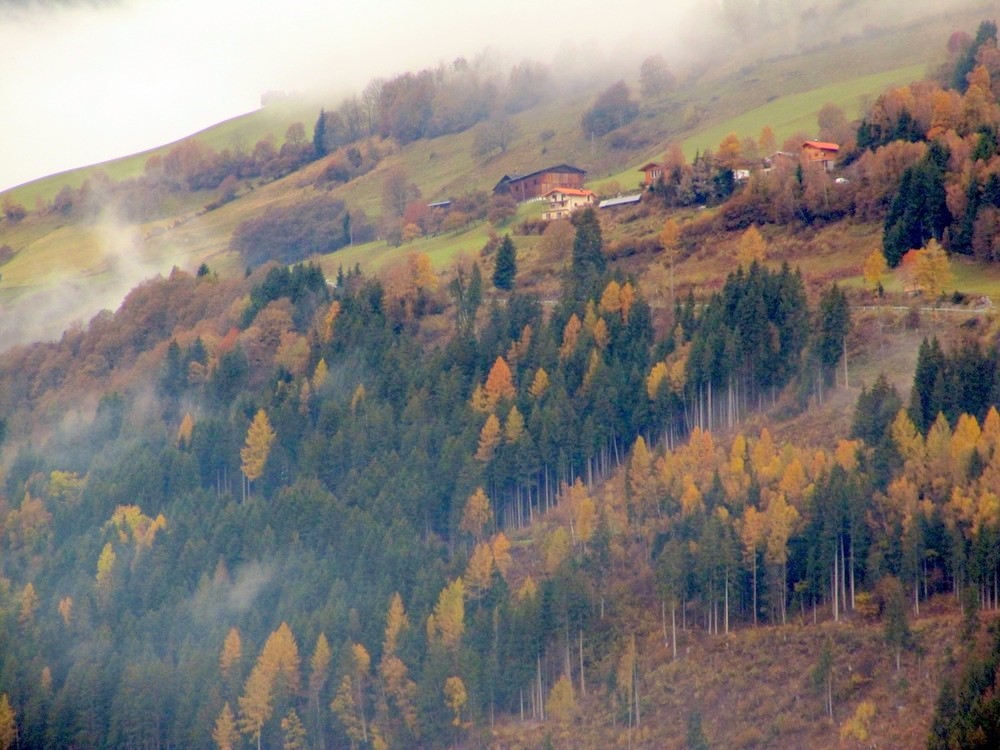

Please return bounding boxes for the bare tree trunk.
[671,600,677,659]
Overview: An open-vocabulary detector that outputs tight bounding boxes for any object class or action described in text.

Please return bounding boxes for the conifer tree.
[460,488,493,541]
[308,633,332,746]
[238,662,274,750]
[0,694,15,750]
[475,414,502,463]
[212,702,239,750]
[493,234,517,290]
[570,207,605,298]
[313,109,328,157]
[240,409,276,500]
[281,709,307,750]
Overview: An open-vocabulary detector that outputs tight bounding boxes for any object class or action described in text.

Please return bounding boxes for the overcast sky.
[0,0,704,192]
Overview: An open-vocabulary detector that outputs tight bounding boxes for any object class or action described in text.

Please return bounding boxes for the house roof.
[802,141,840,152]
[495,164,586,185]
[599,194,643,208]
[637,162,662,171]
[543,187,596,198]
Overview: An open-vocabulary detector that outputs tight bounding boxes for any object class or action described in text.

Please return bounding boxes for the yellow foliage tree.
[220,627,243,682]
[619,281,635,323]
[543,526,571,574]
[563,479,596,547]
[177,412,195,447]
[483,356,516,409]
[475,414,502,462]
[383,593,409,657]
[951,413,982,483]
[491,532,512,577]
[280,709,308,750]
[646,362,668,400]
[599,280,622,317]
[559,314,582,360]
[738,225,767,268]
[321,301,341,344]
[240,409,276,498]
[259,621,301,700]
[504,405,525,443]
[529,368,550,399]
[546,674,575,723]
[0,694,14,750]
[238,660,274,750]
[330,675,366,746]
[913,239,953,297]
[444,676,468,728]
[58,596,73,627]
[427,579,465,650]
[839,700,875,742]
[312,358,329,390]
[213,702,240,750]
[464,542,495,599]
[460,487,493,541]
[308,632,332,711]
[95,542,116,600]
[862,249,887,294]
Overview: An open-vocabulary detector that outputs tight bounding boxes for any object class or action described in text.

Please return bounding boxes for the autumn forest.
[6,10,1000,750]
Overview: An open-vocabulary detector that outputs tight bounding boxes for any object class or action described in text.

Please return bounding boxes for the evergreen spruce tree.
[493,234,517,290]
[570,208,605,299]
[313,109,328,157]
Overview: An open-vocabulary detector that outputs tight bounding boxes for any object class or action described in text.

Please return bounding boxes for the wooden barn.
[492,164,586,201]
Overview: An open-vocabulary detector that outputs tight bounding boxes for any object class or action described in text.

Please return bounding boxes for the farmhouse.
[801,140,839,171]
[492,164,586,201]
[541,187,597,221]
[638,162,664,187]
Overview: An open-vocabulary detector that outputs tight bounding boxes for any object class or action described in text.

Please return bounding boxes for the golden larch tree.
[474,414,502,463]
[238,661,274,750]
[913,239,953,298]
[483,356,516,409]
[460,487,493,541]
[559,314,582,360]
[58,596,73,628]
[546,674,575,723]
[464,542,495,600]
[862,249,887,294]
[330,675,366,747]
[260,622,301,701]
[213,702,239,750]
[659,217,681,302]
[426,579,465,650]
[95,543,116,601]
[383,593,409,657]
[529,368,550,399]
[738,225,768,268]
[240,409,276,500]
[443,676,468,728]
[599,280,622,316]
[220,627,243,682]
[307,632,332,743]
[491,532,512,577]
[280,709,308,750]
[504,405,525,444]
[177,412,195,447]
[0,693,14,750]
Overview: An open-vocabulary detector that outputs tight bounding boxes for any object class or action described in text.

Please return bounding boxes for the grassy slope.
[0,9,969,292]
[4,98,321,209]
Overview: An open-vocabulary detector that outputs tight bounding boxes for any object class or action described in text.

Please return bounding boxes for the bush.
[231,196,358,266]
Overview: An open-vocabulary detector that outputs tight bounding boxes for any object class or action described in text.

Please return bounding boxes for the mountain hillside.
[1,7,1000,750]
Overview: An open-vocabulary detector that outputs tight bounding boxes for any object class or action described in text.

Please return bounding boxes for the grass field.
[0,7,989,309]
[4,98,321,209]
